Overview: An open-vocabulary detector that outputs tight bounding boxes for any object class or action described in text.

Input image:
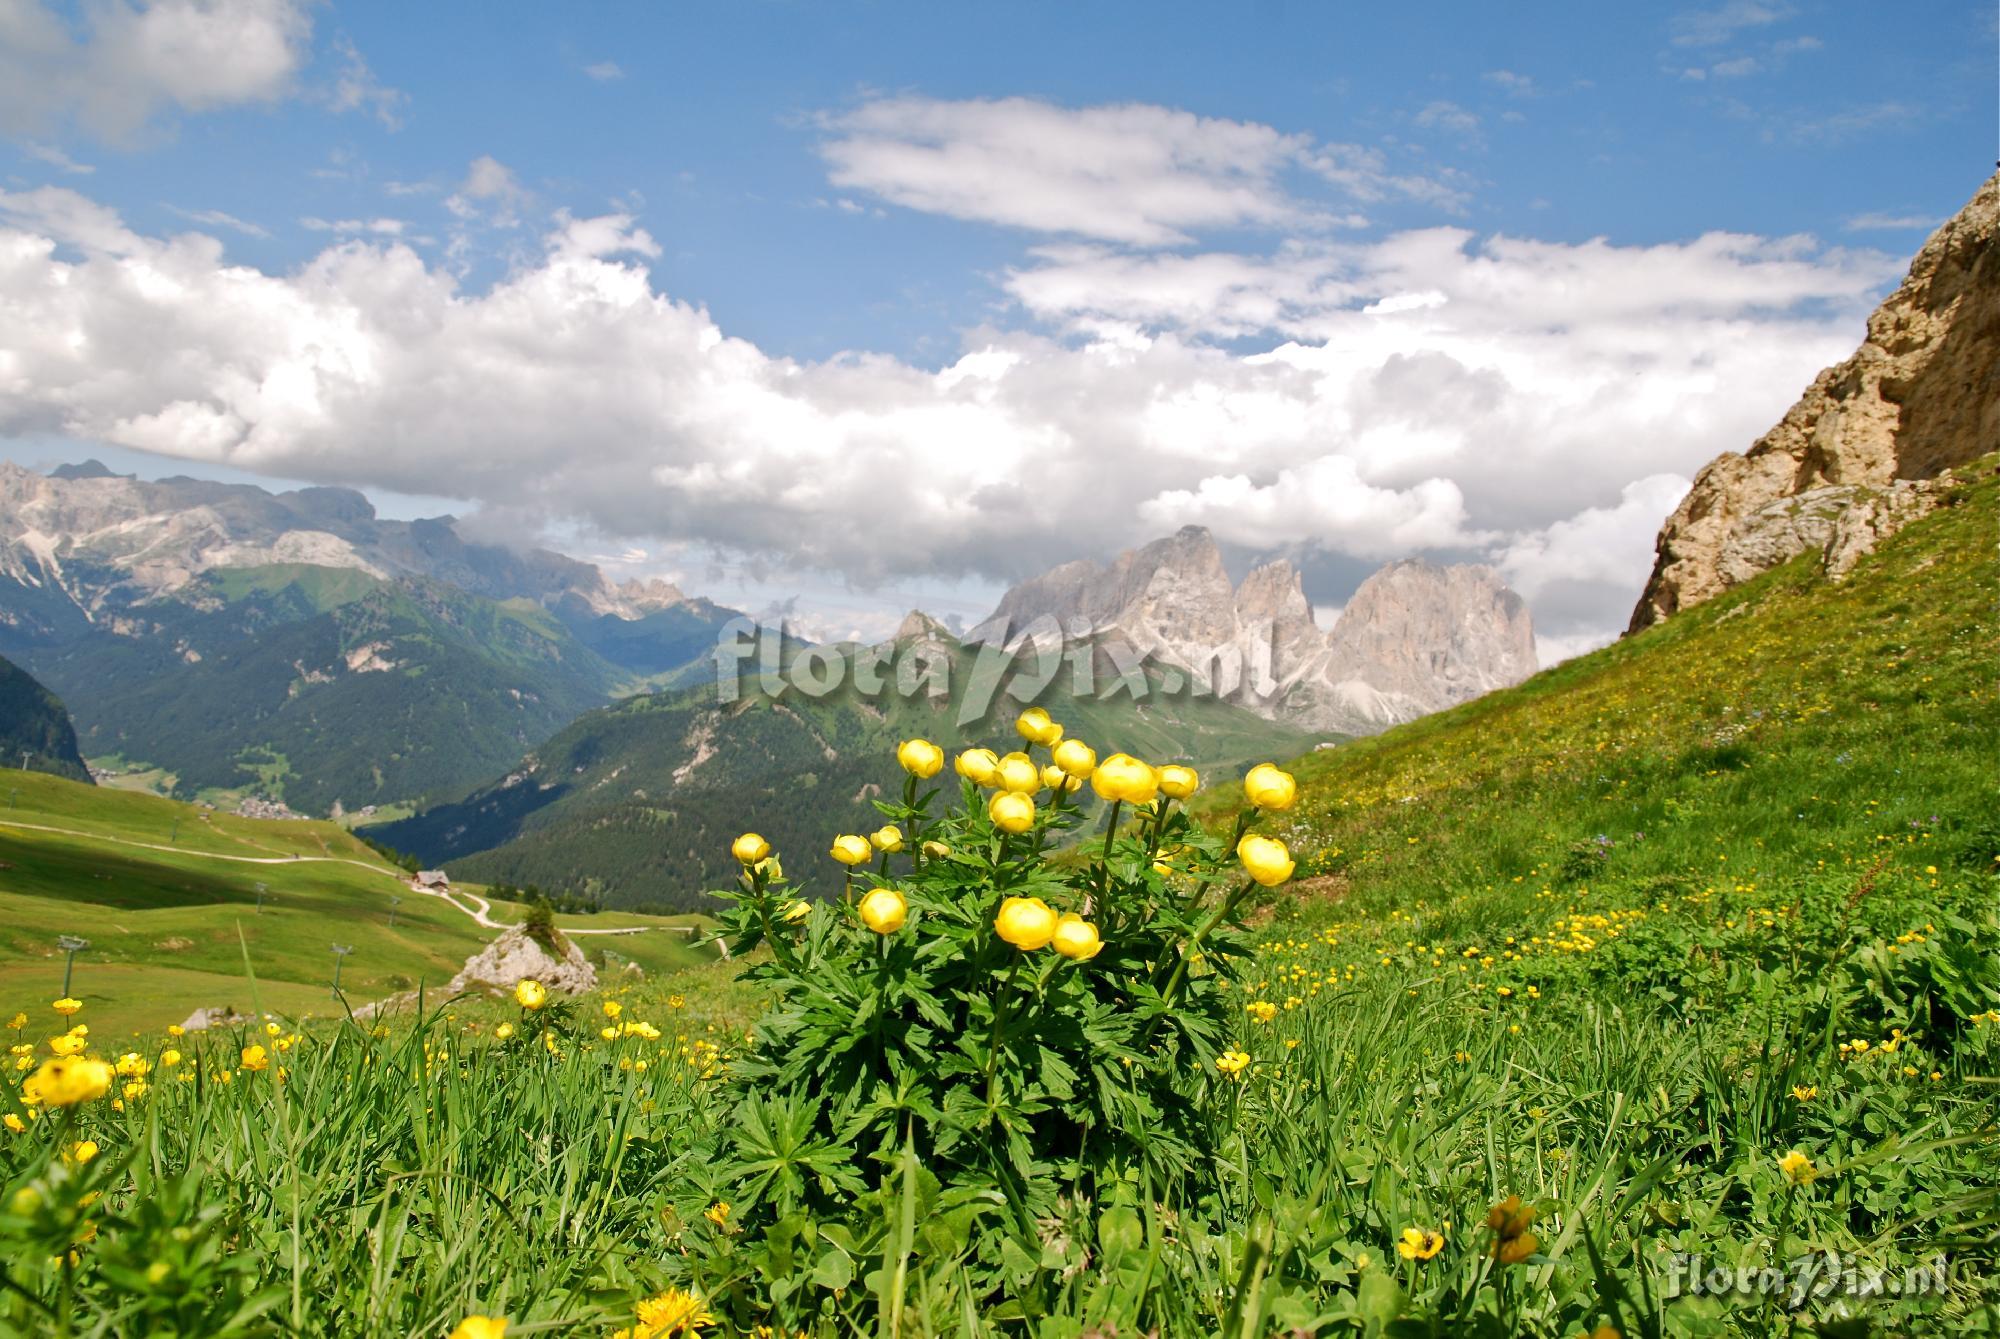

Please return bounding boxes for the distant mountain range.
[0,463,739,812]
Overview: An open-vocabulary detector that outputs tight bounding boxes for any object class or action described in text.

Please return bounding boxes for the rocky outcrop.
[1630,172,1999,631]
[976,530,1537,737]
[445,925,597,998]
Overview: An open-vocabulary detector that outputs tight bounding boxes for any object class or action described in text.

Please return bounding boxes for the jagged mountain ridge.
[1630,170,1998,631]
[974,526,1537,736]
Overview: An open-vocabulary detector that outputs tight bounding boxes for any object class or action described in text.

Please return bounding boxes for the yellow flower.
[1159,765,1199,799]
[48,1034,86,1058]
[1790,1084,1816,1100]
[921,840,950,858]
[1015,707,1062,746]
[1396,1227,1445,1261]
[1090,753,1158,805]
[1243,763,1297,811]
[1051,738,1097,778]
[166,1024,184,1038]
[1246,1000,1278,1023]
[731,832,771,864]
[858,888,908,935]
[2,1114,23,1133]
[830,834,873,866]
[779,898,811,925]
[954,747,1000,785]
[632,1286,712,1335]
[1485,1195,1535,1241]
[50,998,82,1017]
[1778,1149,1817,1185]
[447,1317,508,1339]
[895,737,945,778]
[704,1201,731,1228]
[1215,1049,1251,1075]
[514,979,548,1011]
[870,824,905,853]
[1041,763,1082,793]
[493,1024,515,1042]
[603,1000,623,1019]
[1051,914,1104,961]
[994,896,1058,951]
[239,1045,269,1072]
[1494,1233,1539,1265]
[62,1139,98,1165]
[995,751,1041,794]
[988,790,1036,835]
[1237,835,1296,887]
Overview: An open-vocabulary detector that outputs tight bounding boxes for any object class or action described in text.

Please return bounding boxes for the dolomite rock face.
[1630,172,1999,632]
[445,926,597,998]
[978,530,1538,737]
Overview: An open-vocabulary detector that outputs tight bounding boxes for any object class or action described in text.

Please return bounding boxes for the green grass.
[1,463,1995,1334]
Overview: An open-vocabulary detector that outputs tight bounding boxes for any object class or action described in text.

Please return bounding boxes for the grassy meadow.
[1,462,1996,1336]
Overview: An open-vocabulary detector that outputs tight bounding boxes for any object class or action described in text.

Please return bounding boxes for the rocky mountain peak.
[1630,170,1998,631]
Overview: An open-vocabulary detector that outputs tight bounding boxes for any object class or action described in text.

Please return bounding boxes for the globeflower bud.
[1015,707,1062,746]
[1243,763,1297,811]
[830,834,873,866]
[870,824,905,853]
[994,896,1057,950]
[858,888,907,935]
[1237,834,1296,887]
[896,738,944,778]
[731,832,771,865]
[1052,738,1097,778]
[995,752,1041,795]
[988,790,1036,835]
[954,748,1000,786]
[1159,765,1199,799]
[1041,764,1081,794]
[1051,914,1104,961]
[514,979,548,1011]
[1090,753,1158,805]
[779,898,811,924]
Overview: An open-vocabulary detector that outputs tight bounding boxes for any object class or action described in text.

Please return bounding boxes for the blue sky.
[0,0,1993,649]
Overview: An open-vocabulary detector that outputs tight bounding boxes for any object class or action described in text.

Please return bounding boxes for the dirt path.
[0,818,680,938]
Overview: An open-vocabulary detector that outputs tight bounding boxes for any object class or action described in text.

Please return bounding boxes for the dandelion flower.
[1778,1149,1817,1185]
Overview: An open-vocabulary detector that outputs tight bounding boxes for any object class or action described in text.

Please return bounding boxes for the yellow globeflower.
[994,896,1058,950]
[1777,1149,1818,1185]
[1159,765,1199,799]
[1051,914,1104,961]
[1015,706,1062,746]
[921,840,950,858]
[830,834,873,866]
[1238,835,1295,887]
[23,1056,112,1107]
[1396,1227,1445,1261]
[493,1024,515,1042]
[858,888,908,935]
[954,748,1000,785]
[239,1045,270,1073]
[870,824,905,853]
[1090,753,1158,805]
[730,832,771,865]
[1051,738,1097,779]
[896,738,945,778]
[448,1317,509,1339]
[995,752,1041,794]
[160,1049,182,1068]
[988,790,1036,835]
[1243,763,1297,811]
[1041,764,1082,794]
[51,997,82,1017]
[514,979,548,1011]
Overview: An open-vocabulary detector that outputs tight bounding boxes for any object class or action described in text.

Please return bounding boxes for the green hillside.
[0,654,91,783]
[370,632,1321,911]
[0,770,713,1037]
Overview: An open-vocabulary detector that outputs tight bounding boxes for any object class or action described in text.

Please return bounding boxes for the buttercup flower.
[870,824,905,853]
[448,1318,508,1339]
[1243,763,1297,811]
[1091,753,1159,805]
[1051,914,1104,961]
[895,737,945,778]
[514,979,548,1011]
[239,1045,270,1072]
[49,1034,86,1057]
[1485,1195,1537,1262]
[1016,707,1062,746]
[24,1056,112,1107]
[63,1139,99,1165]
[731,832,771,865]
[830,834,873,866]
[1052,738,1097,778]
[1216,1049,1251,1075]
[1159,765,1199,799]
[1396,1227,1445,1261]
[954,748,1000,785]
[1778,1149,1818,1184]
[51,998,82,1017]
[989,790,1037,835]
[493,1024,515,1042]
[1246,1000,1278,1023]
[1238,835,1296,886]
[858,888,908,935]
[994,896,1058,950]
[995,752,1041,794]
